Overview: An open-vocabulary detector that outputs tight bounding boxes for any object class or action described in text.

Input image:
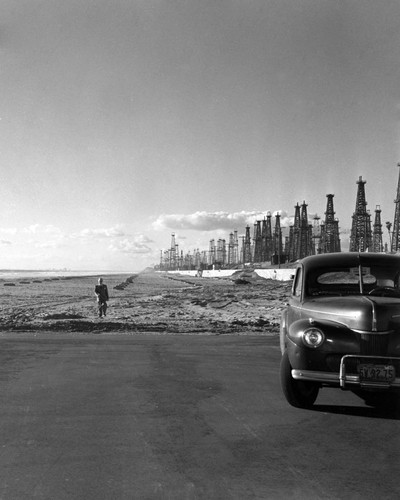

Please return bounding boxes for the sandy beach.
[0,269,291,335]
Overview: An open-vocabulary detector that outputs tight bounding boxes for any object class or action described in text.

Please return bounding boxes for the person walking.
[95,277,109,317]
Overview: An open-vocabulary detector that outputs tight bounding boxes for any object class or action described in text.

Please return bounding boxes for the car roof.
[299,252,400,272]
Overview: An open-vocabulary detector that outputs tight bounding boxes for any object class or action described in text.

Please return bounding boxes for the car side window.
[292,268,303,297]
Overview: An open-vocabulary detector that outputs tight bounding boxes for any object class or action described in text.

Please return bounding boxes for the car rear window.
[317,268,376,285]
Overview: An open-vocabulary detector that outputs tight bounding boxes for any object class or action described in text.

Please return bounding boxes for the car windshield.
[306,263,400,297]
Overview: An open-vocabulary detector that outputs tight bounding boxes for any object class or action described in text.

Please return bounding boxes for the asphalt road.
[0,333,399,500]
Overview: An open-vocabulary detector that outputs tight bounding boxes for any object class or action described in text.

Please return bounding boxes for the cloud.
[108,235,153,255]
[34,240,66,249]
[70,225,127,240]
[22,224,62,235]
[152,210,289,232]
[0,239,12,245]
[0,227,17,235]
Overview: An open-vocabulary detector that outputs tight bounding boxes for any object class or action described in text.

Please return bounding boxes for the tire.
[280,351,319,408]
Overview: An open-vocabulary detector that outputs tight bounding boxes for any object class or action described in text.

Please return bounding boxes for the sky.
[1,0,400,271]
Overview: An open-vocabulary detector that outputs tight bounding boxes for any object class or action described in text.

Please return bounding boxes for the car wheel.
[280,351,319,408]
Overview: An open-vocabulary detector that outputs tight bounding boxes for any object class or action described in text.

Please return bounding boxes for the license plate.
[359,364,395,383]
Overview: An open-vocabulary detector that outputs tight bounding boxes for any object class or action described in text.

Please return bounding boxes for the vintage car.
[280,252,400,408]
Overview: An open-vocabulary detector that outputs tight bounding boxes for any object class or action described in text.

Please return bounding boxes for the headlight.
[302,327,325,348]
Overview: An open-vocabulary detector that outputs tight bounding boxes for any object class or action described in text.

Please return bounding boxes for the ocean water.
[0,270,131,281]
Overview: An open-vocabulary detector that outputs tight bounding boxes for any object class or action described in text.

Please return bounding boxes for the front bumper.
[292,355,400,389]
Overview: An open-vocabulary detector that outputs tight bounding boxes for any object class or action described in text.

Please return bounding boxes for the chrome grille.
[360,334,388,355]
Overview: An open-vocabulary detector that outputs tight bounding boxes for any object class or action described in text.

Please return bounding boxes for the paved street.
[0,333,399,500]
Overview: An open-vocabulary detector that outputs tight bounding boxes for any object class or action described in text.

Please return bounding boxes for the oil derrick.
[349,176,372,252]
[242,226,252,264]
[228,231,239,265]
[288,226,294,259]
[209,239,216,266]
[216,239,226,265]
[169,233,178,269]
[312,216,321,254]
[179,250,184,269]
[288,203,301,261]
[240,236,245,264]
[262,214,273,261]
[253,220,263,263]
[284,235,290,256]
[233,230,239,264]
[372,205,383,253]
[298,201,313,259]
[391,164,400,252]
[183,251,191,269]
[319,223,325,254]
[261,219,267,261]
[272,214,283,264]
[194,249,201,268]
[320,194,341,253]
[227,233,234,265]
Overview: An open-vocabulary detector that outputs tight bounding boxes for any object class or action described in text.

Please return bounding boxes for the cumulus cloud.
[70,225,127,240]
[0,227,17,235]
[34,240,65,249]
[22,224,62,235]
[108,235,153,255]
[152,210,290,232]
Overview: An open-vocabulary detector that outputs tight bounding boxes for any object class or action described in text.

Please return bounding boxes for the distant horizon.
[0,269,142,279]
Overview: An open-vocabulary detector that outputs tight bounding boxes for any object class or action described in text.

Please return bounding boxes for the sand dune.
[0,270,291,335]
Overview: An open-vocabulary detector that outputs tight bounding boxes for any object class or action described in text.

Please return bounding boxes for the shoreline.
[0,270,136,281]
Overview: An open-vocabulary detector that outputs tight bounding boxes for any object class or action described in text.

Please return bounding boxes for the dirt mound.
[230,270,267,284]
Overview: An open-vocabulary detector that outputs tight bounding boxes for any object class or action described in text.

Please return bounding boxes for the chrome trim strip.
[292,369,340,383]
[351,330,393,334]
[292,357,400,389]
[293,305,359,318]
[364,297,377,332]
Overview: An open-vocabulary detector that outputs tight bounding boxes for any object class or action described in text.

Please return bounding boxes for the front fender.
[287,318,359,352]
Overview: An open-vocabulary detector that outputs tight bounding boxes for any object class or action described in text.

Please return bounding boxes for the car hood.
[301,295,400,332]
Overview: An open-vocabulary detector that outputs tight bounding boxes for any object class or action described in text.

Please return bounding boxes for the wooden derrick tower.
[242,226,252,264]
[288,203,301,261]
[298,201,313,258]
[320,194,341,253]
[349,176,372,252]
[272,213,283,263]
[169,233,179,270]
[263,214,273,262]
[312,215,321,254]
[253,220,263,263]
[227,231,239,265]
[194,248,201,268]
[391,164,400,252]
[216,239,226,265]
[261,218,268,262]
[372,205,383,253]
[208,239,216,266]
